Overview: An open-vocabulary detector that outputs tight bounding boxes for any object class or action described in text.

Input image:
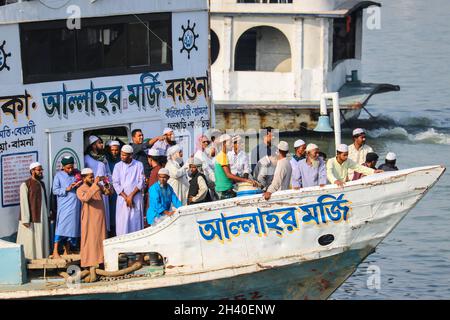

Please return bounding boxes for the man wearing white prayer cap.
[77,165,111,272]
[227,134,251,179]
[149,127,177,156]
[29,162,42,171]
[112,143,146,236]
[84,134,112,232]
[17,161,50,260]
[146,167,182,226]
[290,139,307,189]
[187,156,212,205]
[165,144,189,205]
[348,127,374,180]
[105,141,121,236]
[147,148,165,189]
[327,143,382,187]
[291,143,327,189]
[215,132,258,200]
[81,168,93,175]
[264,141,292,201]
[378,152,399,172]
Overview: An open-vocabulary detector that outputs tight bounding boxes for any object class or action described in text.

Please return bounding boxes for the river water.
[287,0,450,299]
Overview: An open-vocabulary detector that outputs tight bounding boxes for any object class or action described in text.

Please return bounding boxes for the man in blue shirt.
[294,143,327,188]
[147,168,182,226]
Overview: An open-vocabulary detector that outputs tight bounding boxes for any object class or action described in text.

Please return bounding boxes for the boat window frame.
[19,13,173,84]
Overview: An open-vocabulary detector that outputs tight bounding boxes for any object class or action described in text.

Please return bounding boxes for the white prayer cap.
[158,168,170,177]
[167,145,181,157]
[386,152,397,161]
[232,135,241,143]
[81,168,93,175]
[88,135,100,145]
[352,128,365,136]
[217,134,231,143]
[121,144,134,154]
[147,148,159,157]
[337,144,349,153]
[306,143,319,152]
[29,162,41,170]
[294,139,306,148]
[109,140,120,147]
[163,128,173,135]
[188,157,203,167]
[278,141,289,152]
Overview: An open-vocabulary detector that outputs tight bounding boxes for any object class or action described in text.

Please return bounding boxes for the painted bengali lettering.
[0,91,37,124]
[42,82,123,119]
[165,76,209,104]
[128,72,163,111]
[197,194,350,243]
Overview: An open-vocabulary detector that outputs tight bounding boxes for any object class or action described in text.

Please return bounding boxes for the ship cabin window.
[210,30,220,65]
[332,11,360,66]
[83,126,130,155]
[20,13,172,84]
[234,26,291,72]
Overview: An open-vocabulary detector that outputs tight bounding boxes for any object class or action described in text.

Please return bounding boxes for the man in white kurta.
[348,128,373,180]
[263,142,292,201]
[17,162,50,260]
[84,135,111,232]
[113,145,146,235]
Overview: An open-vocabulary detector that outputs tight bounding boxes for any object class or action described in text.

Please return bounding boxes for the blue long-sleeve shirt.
[147,183,182,225]
[52,171,81,237]
[295,158,328,188]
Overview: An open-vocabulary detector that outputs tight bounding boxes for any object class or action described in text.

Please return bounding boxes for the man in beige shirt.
[264,141,292,201]
[348,128,373,180]
[327,144,383,187]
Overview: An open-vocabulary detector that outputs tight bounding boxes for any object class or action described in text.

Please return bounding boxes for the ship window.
[234,26,291,72]
[332,12,358,65]
[20,13,172,84]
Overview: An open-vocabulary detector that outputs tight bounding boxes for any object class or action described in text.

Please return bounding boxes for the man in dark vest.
[16,162,50,259]
[187,158,212,205]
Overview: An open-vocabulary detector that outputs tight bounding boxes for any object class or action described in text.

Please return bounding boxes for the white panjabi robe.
[165,159,189,205]
[16,182,50,260]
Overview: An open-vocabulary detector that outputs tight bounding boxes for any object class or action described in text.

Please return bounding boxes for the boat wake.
[366,127,450,145]
[345,115,450,146]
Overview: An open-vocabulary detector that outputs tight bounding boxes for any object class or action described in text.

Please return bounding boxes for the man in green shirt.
[327,144,383,187]
[214,134,258,200]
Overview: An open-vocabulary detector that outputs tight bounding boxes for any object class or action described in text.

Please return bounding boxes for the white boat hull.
[0,165,445,300]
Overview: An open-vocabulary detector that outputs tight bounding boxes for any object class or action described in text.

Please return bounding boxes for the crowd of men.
[16,126,399,272]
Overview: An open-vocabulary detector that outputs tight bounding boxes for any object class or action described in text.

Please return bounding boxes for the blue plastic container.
[236,189,263,197]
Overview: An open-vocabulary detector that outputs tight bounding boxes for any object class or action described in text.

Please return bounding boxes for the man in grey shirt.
[264,141,292,201]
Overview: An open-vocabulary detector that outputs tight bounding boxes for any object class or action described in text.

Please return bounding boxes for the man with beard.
[51,156,82,258]
[84,135,111,233]
[295,144,327,188]
[106,141,121,236]
[17,162,50,260]
[150,128,177,156]
[77,168,111,281]
[348,128,374,180]
[263,141,292,201]
[112,145,146,235]
[187,158,212,205]
[327,144,382,187]
[147,168,182,226]
[290,139,306,189]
